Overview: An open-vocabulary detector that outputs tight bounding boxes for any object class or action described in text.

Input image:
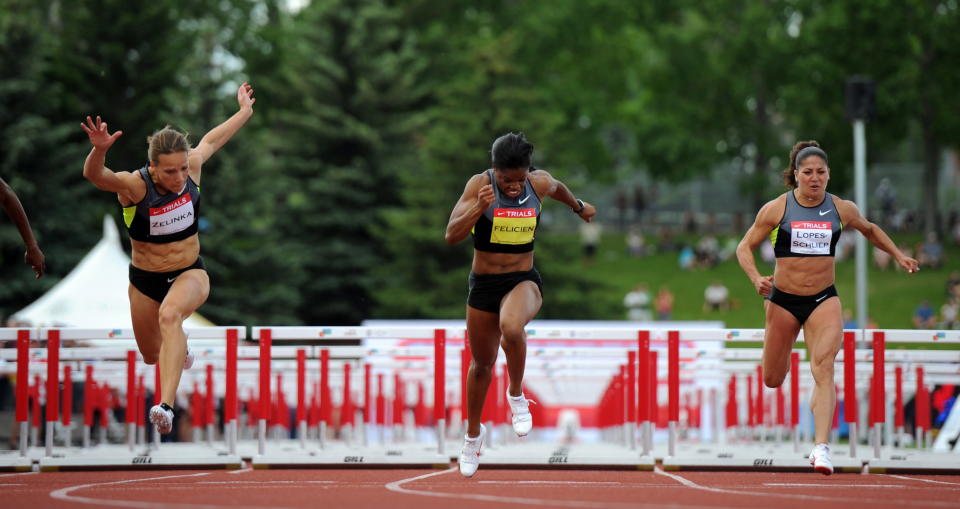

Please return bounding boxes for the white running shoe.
[507,391,535,437]
[149,404,174,435]
[459,423,486,478]
[809,443,833,475]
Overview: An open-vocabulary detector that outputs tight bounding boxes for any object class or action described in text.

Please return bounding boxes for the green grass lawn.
[576,231,957,329]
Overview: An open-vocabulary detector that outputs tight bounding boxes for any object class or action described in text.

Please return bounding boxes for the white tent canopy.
[12,216,213,328]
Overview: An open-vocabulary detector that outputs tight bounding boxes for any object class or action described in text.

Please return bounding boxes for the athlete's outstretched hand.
[897,255,919,274]
[80,116,122,151]
[25,243,45,279]
[237,82,256,111]
[752,275,774,297]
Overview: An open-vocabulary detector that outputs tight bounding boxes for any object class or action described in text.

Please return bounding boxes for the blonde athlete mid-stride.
[81,83,255,435]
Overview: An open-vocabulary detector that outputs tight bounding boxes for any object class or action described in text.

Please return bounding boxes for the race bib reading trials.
[790,221,832,255]
[490,208,536,245]
[150,194,195,236]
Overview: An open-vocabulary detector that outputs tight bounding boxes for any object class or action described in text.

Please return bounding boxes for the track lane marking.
[384,467,735,509]
[48,472,300,509]
[886,475,960,486]
[654,466,960,507]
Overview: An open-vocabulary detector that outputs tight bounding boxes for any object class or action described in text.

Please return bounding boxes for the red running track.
[1,467,958,509]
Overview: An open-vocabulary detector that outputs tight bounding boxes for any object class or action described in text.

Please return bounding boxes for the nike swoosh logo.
[518,195,530,204]
[167,277,177,283]
[815,294,827,302]
[819,209,832,216]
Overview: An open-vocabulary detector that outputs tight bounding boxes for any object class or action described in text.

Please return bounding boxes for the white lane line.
[49,472,300,509]
[0,483,26,486]
[654,466,960,507]
[477,481,621,485]
[384,467,734,509]
[227,467,253,475]
[763,483,909,488]
[886,475,960,486]
[196,481,337,485]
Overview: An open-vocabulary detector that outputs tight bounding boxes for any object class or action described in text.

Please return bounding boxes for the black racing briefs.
[765,284,838,324]
[467,268,543,313]
[129,257,206,303]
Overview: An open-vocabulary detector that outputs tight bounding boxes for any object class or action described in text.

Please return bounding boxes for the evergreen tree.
[263,0,428,324]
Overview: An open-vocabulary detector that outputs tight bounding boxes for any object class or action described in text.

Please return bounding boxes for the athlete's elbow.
[444,231,461,246]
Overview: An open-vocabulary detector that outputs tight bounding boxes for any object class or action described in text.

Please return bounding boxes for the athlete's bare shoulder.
[755,192,788,224]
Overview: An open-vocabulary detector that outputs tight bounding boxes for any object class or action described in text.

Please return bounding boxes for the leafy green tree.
[258,0,429,324]
[374,3,615,320]
[790,0,960,235]
[0,1,84,319]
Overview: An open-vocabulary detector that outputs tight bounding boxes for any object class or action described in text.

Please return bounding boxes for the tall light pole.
[845,76,876,330]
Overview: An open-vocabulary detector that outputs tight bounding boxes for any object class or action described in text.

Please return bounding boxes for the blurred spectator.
[615,190,628,231]
[939,297,959,330]
[625,227,646,257]
[678,245,695,270]
[655,286,674,321]
[875,177,897,228]
[947,271,960,298]
[834,229,856,261]
[657,227,678,253]
[918,232,944,269]
[624,283,653,322]
[579,221,602,265]
[946,210,958,243]
[695,234,719,268]
[683,211,697,234]
[842,309,858,329]
[913,300,937,329]
[718,236,738,262]
[760,238,775,265]
[873,245,891,270]
[703,280,730,312]
[633,184,647,225]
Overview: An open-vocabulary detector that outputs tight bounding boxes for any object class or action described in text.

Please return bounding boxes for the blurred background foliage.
[1,0,958,328]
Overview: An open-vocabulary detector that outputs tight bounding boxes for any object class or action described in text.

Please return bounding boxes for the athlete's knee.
[764,372,786,389]
[809,356,835,384]
[499,323,526,346]
[470,358,496,377]
[157,304,185,329]
[142,353,159,365]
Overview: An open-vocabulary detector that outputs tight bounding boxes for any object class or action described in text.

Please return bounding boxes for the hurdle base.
[251,443,449,469]
[469,442,654,470]
[866,452,960,474]
[0,453,33,472]
[38,444,242,471]
[662,446,861,473]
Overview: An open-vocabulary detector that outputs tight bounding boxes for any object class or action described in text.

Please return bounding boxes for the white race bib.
[790,221,832,255]
[149,194,195,236]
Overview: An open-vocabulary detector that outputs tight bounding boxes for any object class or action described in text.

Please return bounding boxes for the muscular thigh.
[129,284,161,356]
[160,269,210,318]
[763,299,801,374]
[802,297,842,366]
[499,281,542,330]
